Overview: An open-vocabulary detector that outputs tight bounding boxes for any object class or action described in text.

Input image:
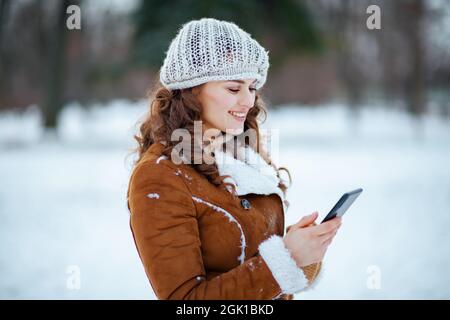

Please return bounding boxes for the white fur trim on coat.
[214,144,288,213]
[258,235,309,295]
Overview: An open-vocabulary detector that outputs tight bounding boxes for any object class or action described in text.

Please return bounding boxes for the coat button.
[240,199,251,210]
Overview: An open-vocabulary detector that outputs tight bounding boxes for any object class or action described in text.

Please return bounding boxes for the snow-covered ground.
[1,100,449,299]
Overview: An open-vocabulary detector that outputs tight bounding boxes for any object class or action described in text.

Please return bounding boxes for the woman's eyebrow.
[227,80,257,85]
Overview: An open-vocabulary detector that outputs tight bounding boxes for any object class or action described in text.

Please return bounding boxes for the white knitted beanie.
[159,18,270,91]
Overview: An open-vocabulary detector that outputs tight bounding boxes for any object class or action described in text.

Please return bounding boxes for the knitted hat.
[159,18,270,91]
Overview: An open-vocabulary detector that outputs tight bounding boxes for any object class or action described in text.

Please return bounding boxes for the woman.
[127,17,341,300]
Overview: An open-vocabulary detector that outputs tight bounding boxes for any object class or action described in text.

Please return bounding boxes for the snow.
[0,100,449,299]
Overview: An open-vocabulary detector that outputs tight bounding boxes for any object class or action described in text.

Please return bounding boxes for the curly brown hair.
[131,81,292,201]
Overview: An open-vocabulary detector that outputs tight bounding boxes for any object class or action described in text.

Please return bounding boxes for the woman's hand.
[283,212,342,267]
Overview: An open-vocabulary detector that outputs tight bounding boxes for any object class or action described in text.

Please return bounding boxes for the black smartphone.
[321,188,363,223]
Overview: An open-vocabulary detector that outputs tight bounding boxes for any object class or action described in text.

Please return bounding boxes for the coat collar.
[155,140,289,213]
[213,143,288,213]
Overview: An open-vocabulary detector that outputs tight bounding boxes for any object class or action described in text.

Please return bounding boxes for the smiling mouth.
[228,111,246,122]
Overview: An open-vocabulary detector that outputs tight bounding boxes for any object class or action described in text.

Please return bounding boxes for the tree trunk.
[43,0,70,129]
[405,0,426,117]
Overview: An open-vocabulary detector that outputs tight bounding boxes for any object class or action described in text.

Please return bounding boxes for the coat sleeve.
[128,161,313,300]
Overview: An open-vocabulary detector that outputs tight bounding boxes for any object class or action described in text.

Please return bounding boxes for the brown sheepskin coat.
[127,142,321,300]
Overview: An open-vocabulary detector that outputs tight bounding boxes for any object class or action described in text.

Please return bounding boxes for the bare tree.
[403,0,426,117]
[43,0,72,129]
[0,0,12,110]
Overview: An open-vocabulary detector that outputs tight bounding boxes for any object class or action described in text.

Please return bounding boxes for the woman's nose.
[238,91,255,109]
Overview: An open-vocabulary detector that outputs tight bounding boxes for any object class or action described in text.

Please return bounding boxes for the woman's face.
[193,79,257,136]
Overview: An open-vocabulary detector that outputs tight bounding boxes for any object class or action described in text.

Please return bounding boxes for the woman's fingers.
[319,229,338,244]
[323,237,333,247]
[291,211,319,230]
[311,217,342,235]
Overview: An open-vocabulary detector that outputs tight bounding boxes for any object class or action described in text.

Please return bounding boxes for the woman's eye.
[228,88,257,93]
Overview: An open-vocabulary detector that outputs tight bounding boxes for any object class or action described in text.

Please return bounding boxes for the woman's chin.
[223,127,244,136]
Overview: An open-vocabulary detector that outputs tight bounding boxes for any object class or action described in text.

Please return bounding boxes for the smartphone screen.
[321,188,363,223]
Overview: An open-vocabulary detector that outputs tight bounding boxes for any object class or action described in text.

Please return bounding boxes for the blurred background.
[0,0,449,299]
